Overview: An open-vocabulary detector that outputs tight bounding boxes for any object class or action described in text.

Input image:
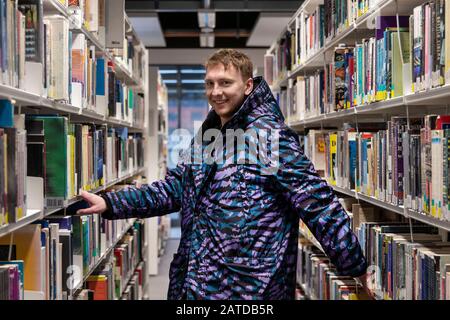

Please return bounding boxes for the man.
[79,49,370,300]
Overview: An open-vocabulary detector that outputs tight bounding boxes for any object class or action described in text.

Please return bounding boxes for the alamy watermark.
[169,121,281,176]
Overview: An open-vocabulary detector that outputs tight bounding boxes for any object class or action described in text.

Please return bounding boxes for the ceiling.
[125,0,302,49]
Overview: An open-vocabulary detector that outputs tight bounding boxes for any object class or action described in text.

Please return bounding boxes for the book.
[43,15,70,101]
[300,116,450,221]
[0,224,43,293]
[0,100,14,127]
[28,116,68,208]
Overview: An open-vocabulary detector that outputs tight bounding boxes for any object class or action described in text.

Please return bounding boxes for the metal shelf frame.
[331,185,450,232]
[0,168,146,238]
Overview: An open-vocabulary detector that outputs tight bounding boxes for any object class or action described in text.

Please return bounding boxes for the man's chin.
[213,107,230,117]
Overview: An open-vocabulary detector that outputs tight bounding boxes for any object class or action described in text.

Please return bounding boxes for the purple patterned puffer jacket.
[101,77,367,300]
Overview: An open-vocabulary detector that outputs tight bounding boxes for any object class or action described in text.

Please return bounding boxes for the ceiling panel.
[128,14,166,47]
[246,13,293,47]
[125,0,303,48]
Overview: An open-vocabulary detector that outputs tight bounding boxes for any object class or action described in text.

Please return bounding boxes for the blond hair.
[205,49,253,81]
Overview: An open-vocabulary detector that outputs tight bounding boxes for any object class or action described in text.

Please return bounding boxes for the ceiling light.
[199,32,214,48]
[198,10,215,28]
[201,27,214,33]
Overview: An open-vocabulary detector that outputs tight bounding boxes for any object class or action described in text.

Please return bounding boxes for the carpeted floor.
[146,227,180,300]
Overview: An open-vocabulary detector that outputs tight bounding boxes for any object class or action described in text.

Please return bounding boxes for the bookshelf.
[0,85,145,131]
[268,0,450,301]
[71,218,137,296]
[331,185,450,232]
[267,0,450,227]
[145,67,170,277]
[0,167,146,239]
[156,73,170,259]
[0,0,159,300]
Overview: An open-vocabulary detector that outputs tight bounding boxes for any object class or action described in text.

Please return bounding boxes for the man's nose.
[211,84,223,96]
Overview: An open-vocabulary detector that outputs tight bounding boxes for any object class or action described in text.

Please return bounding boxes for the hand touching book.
[77,191,107,215]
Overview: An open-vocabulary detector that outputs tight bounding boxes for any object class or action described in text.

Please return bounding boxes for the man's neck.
[220,116,232,127]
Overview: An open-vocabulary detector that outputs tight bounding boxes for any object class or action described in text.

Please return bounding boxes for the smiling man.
[78,49,370,300]
[204,51,254,126]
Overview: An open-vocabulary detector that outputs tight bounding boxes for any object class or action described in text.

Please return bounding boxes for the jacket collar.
[199,76,284,135]
[189,77,283,198]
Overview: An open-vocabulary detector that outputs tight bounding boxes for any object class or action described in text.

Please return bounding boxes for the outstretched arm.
[274,127,367,278]
[78,163,185,220]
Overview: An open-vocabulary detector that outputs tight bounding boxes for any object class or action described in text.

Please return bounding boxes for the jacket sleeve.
[100,163,184,220]
[274,127,367,277]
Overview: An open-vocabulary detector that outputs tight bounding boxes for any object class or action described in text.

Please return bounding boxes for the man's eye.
[221,81,231,86]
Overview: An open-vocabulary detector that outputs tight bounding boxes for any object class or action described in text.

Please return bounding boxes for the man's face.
[205,63,253,125]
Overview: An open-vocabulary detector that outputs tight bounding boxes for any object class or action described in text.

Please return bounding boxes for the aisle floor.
[147,227,180,300]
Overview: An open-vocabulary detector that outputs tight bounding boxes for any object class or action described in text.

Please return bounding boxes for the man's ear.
[244,78,254,95]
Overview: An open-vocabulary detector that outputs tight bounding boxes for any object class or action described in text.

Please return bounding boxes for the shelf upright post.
[8,232,14,261]
[322,51,327,116]
[354,108,361,201]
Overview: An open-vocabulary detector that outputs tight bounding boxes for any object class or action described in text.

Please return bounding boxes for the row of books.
[66,0,145,83]
[297,238,371,300]
[0,110,145,227]
[301,115,450,221]
[346,202,450,300]
[78,220,146,300]
[0,262,23,300]
[299,200,450,300]
[0,0,145,126]
[67,0,143,78]
[119,262,145,300]
[69,31,145,127]
[65,0,106,39]
[79,261,146,300]
[265,30,294,86]
[48,16,144,125]
[0,112,27,226]
[269,2,450,121]
[282,15,415,122]
[266,0,386,85]
[0,209,144,300]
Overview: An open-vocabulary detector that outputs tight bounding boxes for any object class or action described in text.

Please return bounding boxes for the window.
[159,65,209,169]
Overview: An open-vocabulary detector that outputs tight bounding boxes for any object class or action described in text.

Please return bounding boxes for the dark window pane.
[159,65,209,168]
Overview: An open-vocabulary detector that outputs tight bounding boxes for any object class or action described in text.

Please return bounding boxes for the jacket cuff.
[100,193,115,220]
[338,257,368,278]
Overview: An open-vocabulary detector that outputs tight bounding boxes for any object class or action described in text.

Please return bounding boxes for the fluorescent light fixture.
[180,89,206,94]
[199,33,207,47]
[159,69,178,74]
[180,69,206,74]
[199,32,214,48]
[201,27,214,33]
[200,33,214,48]
[198,10,215,28]
[207,34,214,47]
[181,79,206,84]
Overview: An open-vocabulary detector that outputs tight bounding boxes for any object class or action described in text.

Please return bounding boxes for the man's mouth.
[214,100,227,105]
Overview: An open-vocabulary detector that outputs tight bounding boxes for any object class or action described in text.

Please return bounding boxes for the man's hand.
[77,191,107,215]
[356,273,376,300]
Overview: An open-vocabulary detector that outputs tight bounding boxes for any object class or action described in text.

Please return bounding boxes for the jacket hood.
[200,76,284,134]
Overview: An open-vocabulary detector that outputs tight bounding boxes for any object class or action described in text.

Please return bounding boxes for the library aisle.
[146,228,180,300]
[3,0,450,303]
